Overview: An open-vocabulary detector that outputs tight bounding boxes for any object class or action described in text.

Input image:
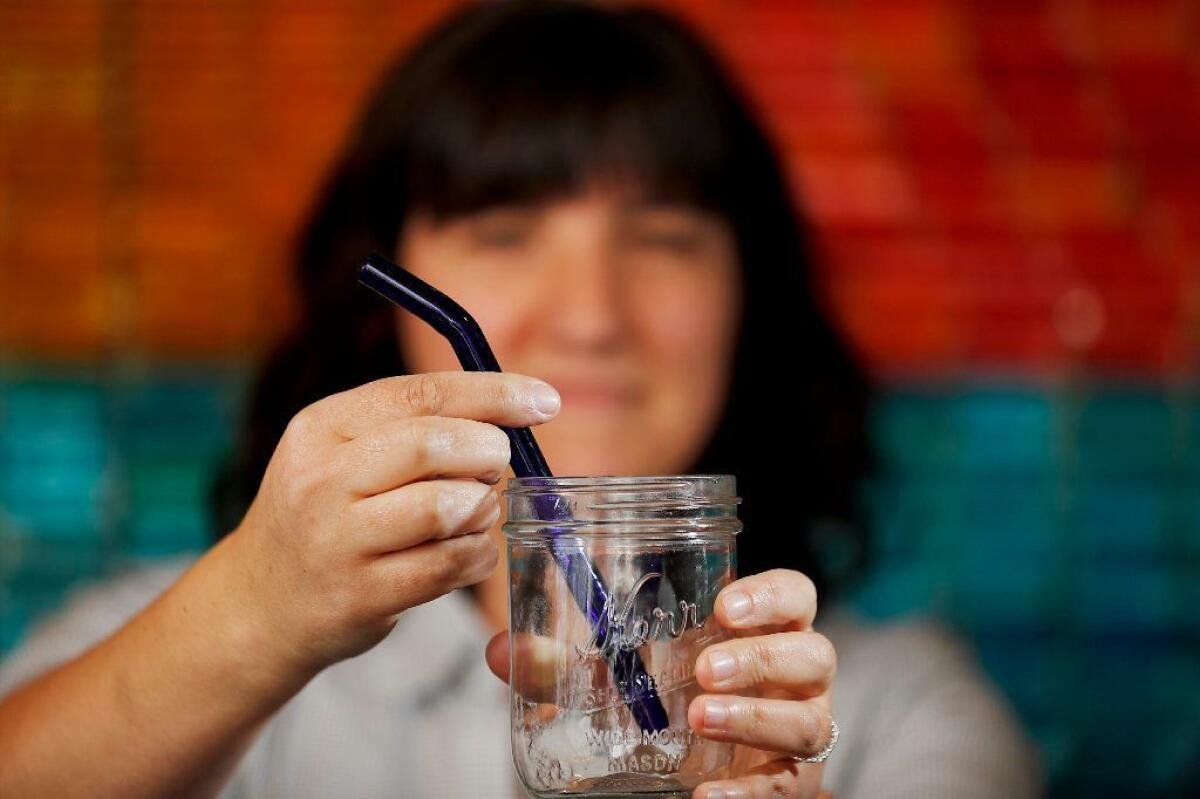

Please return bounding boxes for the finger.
[333,416,511,496]
[715,569,817,632]
[485,631,509,682]
[692,757,824,799]
[488,631,575,701]
[367,531,499,615]
[687,694,834,758]
[350,479,500,554]
[308,372,561,440]
[696,631,835,697]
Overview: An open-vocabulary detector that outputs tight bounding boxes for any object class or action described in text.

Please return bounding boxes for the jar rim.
[505,474,736,492]
[503,474,740,527]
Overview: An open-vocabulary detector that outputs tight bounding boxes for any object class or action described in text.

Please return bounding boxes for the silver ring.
[796,717,838,764]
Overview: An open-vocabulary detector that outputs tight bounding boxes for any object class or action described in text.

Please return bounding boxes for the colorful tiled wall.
[0,368,244,647]
[2,1,1199,796]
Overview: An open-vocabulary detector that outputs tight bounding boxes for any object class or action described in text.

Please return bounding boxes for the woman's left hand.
[688,568,837,799]
[484,567,836,799]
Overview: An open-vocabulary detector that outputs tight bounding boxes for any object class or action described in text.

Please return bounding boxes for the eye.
[467,210,536,249]
[632,227,703,254]
[627,211,710,256]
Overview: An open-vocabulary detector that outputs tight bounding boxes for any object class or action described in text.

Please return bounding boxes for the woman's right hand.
[226,372,560,678]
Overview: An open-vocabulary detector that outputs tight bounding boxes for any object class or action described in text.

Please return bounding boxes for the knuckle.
[283,406,320,444]
[792,570,818,608]
[411,547,457,591]
[794,706,824,754]
[483,424,512,466]
[426,485,453,536]
[749,638,783,683]
[402,374,447,416]
[281,454,329,507]
[472,532,500,570]
[445,536,479,575]
[498,374,534,412]
[460,533,499,582]
[806,632,837,677]
[767,772,796,799]
[479,537,501,576]
[756,571,787,612]
[453,421,510,480]
[406,419,447,472]
[746,700,773,736]
[761,569,816,616]
[490,375,517,407]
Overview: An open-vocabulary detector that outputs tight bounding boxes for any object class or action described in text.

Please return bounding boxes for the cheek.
[637,272,740,379]
[628,270,739,471]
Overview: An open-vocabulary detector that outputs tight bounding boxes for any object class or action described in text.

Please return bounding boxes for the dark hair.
[213,0,873,595]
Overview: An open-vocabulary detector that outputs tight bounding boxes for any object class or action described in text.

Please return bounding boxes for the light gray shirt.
[0,560,1042,797]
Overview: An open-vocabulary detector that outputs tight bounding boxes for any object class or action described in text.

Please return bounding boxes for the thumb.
[485,630,568,701]
[485,631,510,683]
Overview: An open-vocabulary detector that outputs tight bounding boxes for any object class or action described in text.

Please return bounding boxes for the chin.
[536,410,695,477]
[537,430,641,477]
[541,452,638,478]
[541,441,683,478]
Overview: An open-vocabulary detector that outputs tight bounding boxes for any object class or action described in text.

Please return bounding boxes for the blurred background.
[1,1,1198,795]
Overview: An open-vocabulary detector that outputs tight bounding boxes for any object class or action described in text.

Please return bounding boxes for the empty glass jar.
[504,475,741,798]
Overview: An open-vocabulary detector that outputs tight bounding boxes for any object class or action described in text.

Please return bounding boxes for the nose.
[541,239,628,354]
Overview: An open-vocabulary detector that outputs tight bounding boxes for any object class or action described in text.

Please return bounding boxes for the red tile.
[793,154,920,227]
[988,76,1115,159]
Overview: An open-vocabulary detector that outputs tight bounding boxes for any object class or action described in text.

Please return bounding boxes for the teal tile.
[872,393,954,472]
[951,389,1057,474]
[1072,565,1177,634]
[127,460,214,506]
[960,475,1059,555]
[863,475,961,556]
[1072,479,1168,559]
[951,550,1057,630]
[1076,392,1176,478]
[125,507,211,556]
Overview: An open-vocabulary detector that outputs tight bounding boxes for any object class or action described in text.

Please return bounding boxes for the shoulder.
[0,557,195,697]
[817,609,1044,798]
[819,610,987,739]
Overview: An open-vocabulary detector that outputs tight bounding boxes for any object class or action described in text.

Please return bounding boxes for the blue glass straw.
[358,252,669,733]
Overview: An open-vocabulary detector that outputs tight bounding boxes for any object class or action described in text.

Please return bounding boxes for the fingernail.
[531,382,561,418]
[703,698,729,730]
[722,590,751,622]
[704,789,727,799]
[707,650,736,683]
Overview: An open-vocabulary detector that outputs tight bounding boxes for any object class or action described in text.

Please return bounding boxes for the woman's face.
[396,184,742,477]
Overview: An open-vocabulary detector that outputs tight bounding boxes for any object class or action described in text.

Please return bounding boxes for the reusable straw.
[358,252,669,733]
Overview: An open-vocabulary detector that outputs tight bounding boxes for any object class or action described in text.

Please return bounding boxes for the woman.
[0,2,1040,797]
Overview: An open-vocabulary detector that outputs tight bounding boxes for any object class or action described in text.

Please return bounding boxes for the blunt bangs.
[394,3,736,218]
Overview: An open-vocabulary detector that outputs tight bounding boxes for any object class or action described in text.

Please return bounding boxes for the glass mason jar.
[504,475,741,798]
